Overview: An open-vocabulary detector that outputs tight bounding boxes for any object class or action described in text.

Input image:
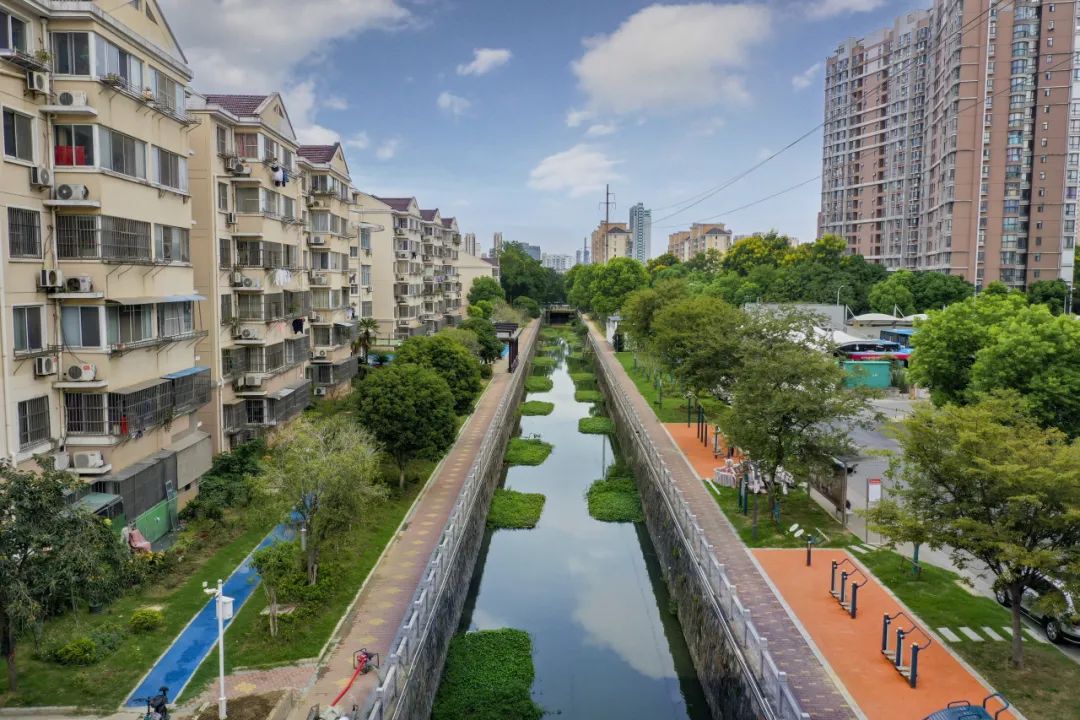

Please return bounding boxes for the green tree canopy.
[868,272,916,315]
[395,334,483,413]
[866,393,1080,668]
[356,364,457,489]
[1026,279,1070,314]
[684,248,724,274]
[565,263,600,311]
[590,257,649,317]
[498,243,564,303]
[650,296,746,399]
[619,278,689,345]
[907,271,973,311]
[468,276,505,305]
[460,317,504,364]
[646,253,680,274]
[251,541,302,637]
[720,231,791,276]
[438,327,481,358]
[513,295,541,319]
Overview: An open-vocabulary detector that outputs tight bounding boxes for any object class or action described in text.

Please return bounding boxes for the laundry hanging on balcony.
[270,268,293,286]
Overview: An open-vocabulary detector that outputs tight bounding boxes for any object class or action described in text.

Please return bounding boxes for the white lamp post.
[203,579,233,719]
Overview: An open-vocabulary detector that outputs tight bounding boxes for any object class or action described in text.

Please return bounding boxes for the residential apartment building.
[541,252,574,272]
[458,246,498,301]
[628,202,652,261]
[819,1,1077,289]
[520,242,542,261]
[187,92,313,454]
[0,0,212,537]
[667,223,734,261]
[590,221,631,263]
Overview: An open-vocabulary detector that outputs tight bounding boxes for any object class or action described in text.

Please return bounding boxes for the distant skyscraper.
[464,232,478,256]
[521,243,542,261]
[492,232,504,255]
[628,202,652,261]
[542,253,574,272]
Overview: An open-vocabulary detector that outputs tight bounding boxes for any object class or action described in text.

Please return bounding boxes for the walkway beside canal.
[587,321,857,719]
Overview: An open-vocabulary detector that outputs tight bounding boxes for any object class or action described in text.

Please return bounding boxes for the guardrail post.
[894,628,906,668]
[909,643,920,688]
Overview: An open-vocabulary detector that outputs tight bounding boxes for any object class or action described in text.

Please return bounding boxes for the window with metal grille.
[236,187,259,213]
[245,399,266,425]
[64,393,106,434]
[101,216,151,261]
[56,215,99,258]
[222,347,246,377]
[264,342,285,373]
[173,368,210,415]
[264,293,284,321]
[108,381,172,435]
[155,225,190,263]
[217,181,229,211]
[286,335,309,365]
[220,294,233,324]
[18,396,50,449]
[158,302,193,337]
[223,402,245,431]
[7,207,40,257]
[236,294,263,321]
[307,364,333,384]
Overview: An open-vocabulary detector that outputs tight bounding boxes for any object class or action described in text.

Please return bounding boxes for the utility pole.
[598,185,616,263]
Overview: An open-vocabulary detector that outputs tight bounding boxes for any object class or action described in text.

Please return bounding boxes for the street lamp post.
[203,579,233,720]
[836,285,846,306]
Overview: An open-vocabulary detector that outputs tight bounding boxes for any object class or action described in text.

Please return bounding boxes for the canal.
[457,338,711,719]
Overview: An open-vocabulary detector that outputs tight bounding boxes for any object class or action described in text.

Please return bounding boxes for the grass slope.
[504,438,553,466]
[432,629,543,720]
[519,401,554,416]
[704,484,856,549]
[487,490,546,529]
[578,416,615,435]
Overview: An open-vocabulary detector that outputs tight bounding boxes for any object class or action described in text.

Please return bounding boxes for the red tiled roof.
[204,94,268,116]
[297,144,338,163]
[376,197,414,212]
[420,209,439,222]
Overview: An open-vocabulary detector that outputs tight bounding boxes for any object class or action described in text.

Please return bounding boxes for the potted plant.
[103,73,125,88]
[34,48,51,66]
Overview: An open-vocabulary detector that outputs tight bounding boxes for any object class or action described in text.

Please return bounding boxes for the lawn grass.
[524,376,553,393]
[431,629,543,720]
[704,484,855,549]
[531,356,556,370]
[578,416,615,434]
[574,389,603,404]
[0,514,275,709]
[587,463,644,523]
[613,351,726,423]
[569,372,596,390]
[487,489,546,529]
[519,401,554,416]
[180,460,433,702]
[504,438,553,466]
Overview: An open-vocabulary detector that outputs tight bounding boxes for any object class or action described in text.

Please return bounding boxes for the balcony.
[109,329,208,356]
[97,74,193,125]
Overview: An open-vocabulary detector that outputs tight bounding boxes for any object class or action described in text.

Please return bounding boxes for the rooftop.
[203,94,267,116]
[376,197,415,212]
[297,144,338,163]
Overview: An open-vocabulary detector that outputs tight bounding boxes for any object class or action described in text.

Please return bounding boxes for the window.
[106,304,152,345]
[94,36,142,88]
[64,393,105,434]
[361,265,372,286]
[100,127,145,178]
[1,10,28,52]
[220,294,233,323]
[52,31,91,75]
[3,108,32,161]
[158,302,193,337]
[361,300,373,318]
[61,306,102,347]
[235,133,258,158]
[13,306,43,353]
[155,225,189,262]
[8,207,40,257]
[18,397,50,449]
[236,187,259,213]
[153,146,186,190]
[216,125,229,155]
[149,68,184,114]
[217,182,229,211]
[263,135,278,161]
[54,124,94,166]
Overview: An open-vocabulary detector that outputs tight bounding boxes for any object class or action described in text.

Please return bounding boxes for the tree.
[866,393,1080,668]
[650,296,745,399]
[468,300,493,319]
[439,327,481,358]
[684,248,724,274]
[907,271,973,311]
[868,272,916,315]
[721,310,872,533]
[513,295,541,319]
[0,459,126,690]
[1027,279,1069,314]
[590,258,649,317]
[396,335,483,413]
[566,263,600,310]
[619,278,689,347]
[353,317,380,360]
[356,364,457,490]
[646,253,680,274]
[251,541,302,637]
[262,416,386,584]
[497,243,564,303]
[720,231,791,275]
[461,317,503,364]
[468,276,505,306]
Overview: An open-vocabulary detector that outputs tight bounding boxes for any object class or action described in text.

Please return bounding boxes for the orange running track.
[663,422,741,479]
[753,549,1015,720]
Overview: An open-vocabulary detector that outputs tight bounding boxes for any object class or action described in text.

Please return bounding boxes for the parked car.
[994,575,1080,644]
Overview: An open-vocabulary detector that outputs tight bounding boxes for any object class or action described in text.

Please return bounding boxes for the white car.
[995,574,1080,644]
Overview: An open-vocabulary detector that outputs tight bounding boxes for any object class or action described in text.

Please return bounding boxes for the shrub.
[525,376,552,393]
[575,389,602,404]
[504,438,553,466]
[578,416,614,434]
[129,608,165,634]
[519,401,554,416]
[487,490,546,529]
[891,364,910,393]
[480,364,494,380]
[432,629,543,720]
[50,636,98,666]
[89,623,127,655]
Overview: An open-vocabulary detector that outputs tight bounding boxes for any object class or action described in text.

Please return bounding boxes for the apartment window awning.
[113,376,171,395]
[268,378,310,401]
[75,491,122,515]
[163,365,210,380]
[357,221,384,231]
[107,294,206,305]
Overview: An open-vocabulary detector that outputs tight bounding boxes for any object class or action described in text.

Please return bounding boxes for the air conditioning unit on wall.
[66,363,97,381]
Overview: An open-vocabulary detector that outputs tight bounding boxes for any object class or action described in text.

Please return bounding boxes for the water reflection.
[458,339,711,719]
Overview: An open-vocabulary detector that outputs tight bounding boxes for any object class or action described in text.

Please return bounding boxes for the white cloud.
[282,79,341,144]
[160,0,410,92]
[376,138,401,161]
[791,62,822,90]
[346,132,370,150]
[324,95,349,111]
[692,116,726,137]
[456,48,513,76]
[437,91,471,116]
[566,108,594,128]
[529,144,622,197]
[805,0,886,20]
[571,3,771,115]
[585,123,617,137]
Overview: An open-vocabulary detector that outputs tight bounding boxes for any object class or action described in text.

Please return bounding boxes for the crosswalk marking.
[1023,627,1049,644]
[959,627,984,641]
[850,545,867,554]
[860,545,876,553]
[1000,626,1014,637]
[937,627,961,642]
[980,626,1004,641]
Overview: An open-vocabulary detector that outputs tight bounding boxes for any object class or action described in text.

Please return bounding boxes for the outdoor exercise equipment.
[922,692,1011,720]
[828,558,868,618]
[881,611,932,688]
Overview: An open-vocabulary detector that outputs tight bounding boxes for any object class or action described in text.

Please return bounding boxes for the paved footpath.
[589,323,857,720]
[283,321,538,719]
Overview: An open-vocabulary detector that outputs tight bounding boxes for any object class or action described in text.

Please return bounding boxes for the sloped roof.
[297,144,338,163]
[376,197,415,212]
[442,217,456,227]
[420,209,439,222]
[203,94,268,116]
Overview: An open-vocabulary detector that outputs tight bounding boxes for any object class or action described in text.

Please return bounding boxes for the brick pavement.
[285,321,538,719]
[589,324,857,720]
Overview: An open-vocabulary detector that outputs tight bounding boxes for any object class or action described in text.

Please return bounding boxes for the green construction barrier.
[843,360,892,389]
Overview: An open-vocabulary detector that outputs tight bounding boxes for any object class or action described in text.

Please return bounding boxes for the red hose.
[329,653,368,709]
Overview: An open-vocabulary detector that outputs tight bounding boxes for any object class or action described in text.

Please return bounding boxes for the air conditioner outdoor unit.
[66,363,97,381]
[225,212,237,226]
[242,373,263,388]
[73,451,105,469]
[34,356,57,376]
[309,235,326,246]
[38,268,64,289]
[311,313,323,322]
[240,328,258,340]
[225,157,246,173]
[243,277,258,288]
[316,349,328,358]
[30,166,51,188]
[313,387,328,397]
[55,183,90,201]
[26,71,48,95]
[58,90,88,107]
[66,276,93,292]
[363,285,372,293]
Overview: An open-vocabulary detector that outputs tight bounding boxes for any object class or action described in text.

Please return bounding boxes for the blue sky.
[162,0,922,256]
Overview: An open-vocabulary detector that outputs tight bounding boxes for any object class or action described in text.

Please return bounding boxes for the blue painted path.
[125,523,294,706]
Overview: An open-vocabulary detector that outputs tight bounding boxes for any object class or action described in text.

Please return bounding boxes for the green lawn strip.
[504,438,553,466]
[578,416,615,435]
[519,401,554,416]
[524,376,553,393]
[569,372,596,390]
[180,460,432,702]
[704,483,856,549]
[487,489,546,529]
[859,549,1080,720]
[574,389,603,404]
[587,464,644,523]
[613,351,725,424]
[431,629,543,720]
[0,516,274,709]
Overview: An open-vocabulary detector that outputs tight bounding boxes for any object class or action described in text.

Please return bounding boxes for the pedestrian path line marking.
[959,627,984,641]
[980,626,1004,641]
[937,627,962,642]
[850,545,867,554]
[1023,627,1048,643]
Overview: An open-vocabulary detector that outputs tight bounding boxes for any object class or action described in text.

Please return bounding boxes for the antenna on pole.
[599,184,616,226]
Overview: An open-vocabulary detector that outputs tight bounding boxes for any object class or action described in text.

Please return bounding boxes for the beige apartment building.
[820,1,1077,289]
[0,0,211,538]
[187,92,315,454]
[590,221,631,263]
[667,223,733,261]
